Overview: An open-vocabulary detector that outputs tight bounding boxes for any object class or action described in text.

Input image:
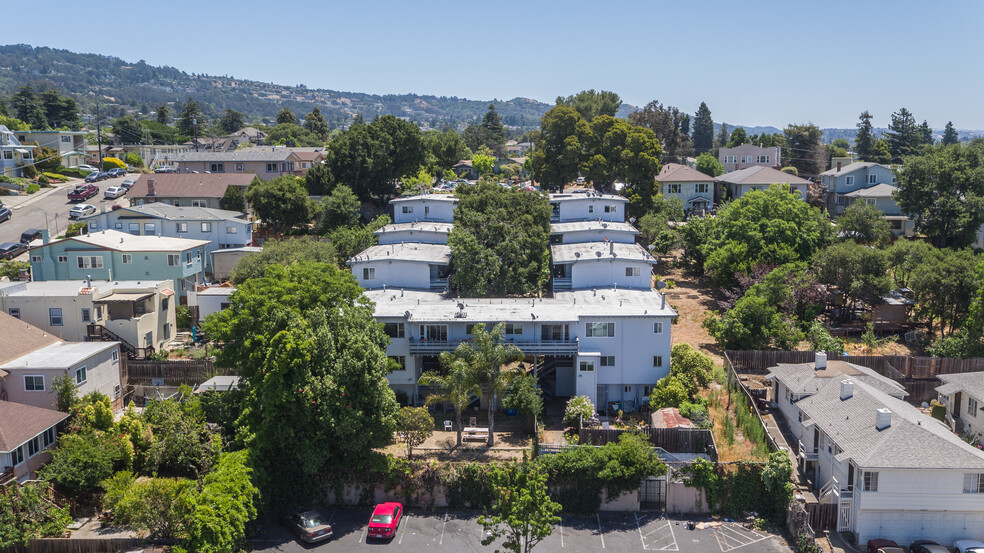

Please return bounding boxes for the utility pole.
[194,118,199,152]
[96,104,104,170]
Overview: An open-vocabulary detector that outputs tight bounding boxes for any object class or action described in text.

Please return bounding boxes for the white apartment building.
[548,192,627,223]
[348,243,452,291]
[390,194,458,223]
[550,241,655,292]
[375,222,453,245]
[549,221,639,245]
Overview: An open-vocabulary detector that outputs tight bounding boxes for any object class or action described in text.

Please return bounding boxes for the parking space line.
[596,513,605,549]
[664,518,678,551]
[440,512,447,545]
[398,514,410,544]
[634,513,649,550]
[559,517,564,547]
[714,523,772,552]
[327,510,336,524]
[358,525,367,544]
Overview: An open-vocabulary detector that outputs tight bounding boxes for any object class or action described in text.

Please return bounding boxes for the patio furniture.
[444,420,453,431]
[469,416,477,427]
[463,427,489,441]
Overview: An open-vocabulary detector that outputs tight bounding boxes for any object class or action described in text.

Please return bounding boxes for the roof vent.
[815,351,827,370]
[876,408,892,430]
[840,379,854,400]
[595,250,602,257]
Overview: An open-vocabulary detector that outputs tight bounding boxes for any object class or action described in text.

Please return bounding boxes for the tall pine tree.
[854,111,875,161]
[304,107,330,142]
[942,121,959,145]
[481,104,506,146]
[692,102,714,155]
[885,107,919,163]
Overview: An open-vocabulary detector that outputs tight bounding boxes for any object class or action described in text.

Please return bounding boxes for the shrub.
[563,396,596,431]
[102,157,126,170]
[125,152,144,167]
[42,172,68,182]
[21,164,37,178]
[37,174,50,186]
[930,399,947,422]
[0,175,14,184]
[57,166,88,178]
[26,183,40,194]
[176,305,193,329]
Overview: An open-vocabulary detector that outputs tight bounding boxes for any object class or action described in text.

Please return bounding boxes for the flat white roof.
[196,287,236,296]
[374,222,454,235]
[348,243,451,264]
[0,279,168,297]
[0,341,118,370]
[365,287,676,322]
[41,229,209,252]
[550,221,639,234]
[549,192,627,203]
[389,194,458,203]
[551,242,656,264]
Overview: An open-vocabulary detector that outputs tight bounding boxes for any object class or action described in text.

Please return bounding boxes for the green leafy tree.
[41,431,131,494]
[783,123,824,177]
[887,239,935,289]
[229,237,337,284]
[304,163,333,195]
[678,215,714,276]
[870,139,892,164]
[837,200,891,246]
[894,144,984,247]
[942,121,959,146]
[562,395,595,431]
[182,451,258,553]
[555,89,621,121]
[324,115,425,201]
[806,321,845,353]
[202,262,399,506]
[156,104,170,125]
[275,108,298,126]
[481,104,506,145]
[695,152,724,177]
[316,185,361,233]
[727,127,748,147]
[0,482,73,547]
[50,375,78,413]
[628,100,694,162]
[812,241,891,322]
[218,109,246,135]
[143,392,217,479]
[762,451,794,521]
[479,461,561,553]
[648,377,690,409]
[448,182,551,296]
[176,98,206,137]
[503,372,543,434]
[323,215,389,265]
[39,90,81,129]
[419,355,481,447]
[715,122,730,151]
[885,107,920,163]
[669,344,713,393]
[854,111,876,161]
[125,151,144,167]
[12,86,47,129]
[303,107,330,142]
[245,176,312,232]
[692,102,714,154]
[262,122,321,147]
[638,201,681,256]
[831,138,851,150]
[530,106,587,191]
[396,406,434,459]
[910,248,979,337]
[472,153,496,177]
[219,185,246,212]
[112,115,144,144]
[0,260,29,280]
[426,129,470,172]
[704,294,803,350]
[919,120,934,146]
[101,472,195,539]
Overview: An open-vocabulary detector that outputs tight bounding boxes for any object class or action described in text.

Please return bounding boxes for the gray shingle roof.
[110,204,247,223]
[796,378,984,470]
[843,183,898,198]
[171,147,296,162]
[819,162,891,177]
[717,165,812,185]
[936,371,984,400]
[657,163,717,183]
[768,361,907,397]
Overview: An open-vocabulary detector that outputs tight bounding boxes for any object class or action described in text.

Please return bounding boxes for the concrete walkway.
[2,178,79,209]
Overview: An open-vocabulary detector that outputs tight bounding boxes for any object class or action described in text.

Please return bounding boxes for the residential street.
[250,509,793,553]
[0,174,132,247]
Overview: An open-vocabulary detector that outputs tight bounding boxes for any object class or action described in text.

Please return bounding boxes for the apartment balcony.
[409,338,579,355]
[798,439,819,462]
[553,277,572,291]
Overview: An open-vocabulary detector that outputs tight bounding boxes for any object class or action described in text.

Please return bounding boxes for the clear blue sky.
[6,0,984,129]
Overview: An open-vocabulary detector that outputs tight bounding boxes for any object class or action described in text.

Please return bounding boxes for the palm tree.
[450,323,523,446]
[418,355,480,447]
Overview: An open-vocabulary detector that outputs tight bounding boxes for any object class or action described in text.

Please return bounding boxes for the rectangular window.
[863,471,879,492]
[167,254,179,266]
[81,308,91,322]
[27,436,40,457]
[12,446,24,466]
[402,206,414,214]
[129,222,140,235]
[578,361,594,372]
[424,206,430,216]
[49,308,63,326]
[625,267,640,277]
[845,176,855,186]
[585,322,614,337]
[541,324,568,341]
[588,205,594,213]
[56,255,67,263]
[667,183,682,194]
[504,323,521,335]
[144,223,156,234]
[389,356,407,371]
[266,163,278,173]
[121,254,132,264]
[653,355,664,367]
[177,222,188,233]
[363,267,375,280]
[8,308,21,319]
[867,174,877,184]
[24,375,44,391]
[600,356,615,367]
[75,256,104,269]
[75,366,87,384]
[624,385,632,393]
[185,252,192,264]
[969,397,979,416]
[384,323,405,338]
[201,222,212,232]
[227,226,238,234]
[654,322,663,334]
[192,200,207,207]
[30,255,42,263]
[604,205,617,213]
[112,350,119,363]
[421,324,448,341]
[964,473,984,493]
[60,135,71,143]
[234,163,244,172]
[89,221,99,230]
[696,183,709,193]
[209,163,224,173]
[42,428,54,447]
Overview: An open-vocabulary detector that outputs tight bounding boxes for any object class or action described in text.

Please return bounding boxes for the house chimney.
[148,179,156,197]
[876,408,892,430]
[40,229,50,245]
[609,241,614,254]
[836,162,842,172]
[815,351,827,370]
[840,379,854,400]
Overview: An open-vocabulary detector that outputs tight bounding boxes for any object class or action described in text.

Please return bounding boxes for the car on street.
[107,168,127,178]
[868,540,901,553]
[120,178,137,190]
[283,510,333,543]
[155,165,176,173]
[955,540,984,553]
[104,186,126,199]
[84,172,101,183]
[69,204,97,220]
[19,228,42,244]
[68,184,100,201]
[366,502,403,540]
[911,541,952,553]
[0,242,27,260]
[75,164,98,173]
[0,205,11,223]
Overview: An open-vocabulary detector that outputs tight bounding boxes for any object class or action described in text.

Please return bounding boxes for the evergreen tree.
[218,109,246,134]
[885,107,920,163]
[715,122,730,150]
[692,102,714,154]
[481,104,506,146]
[176,98,206,137]
[156,104,170,125]
[679,114,690,136]
[0,98,7,117]
[276,108,298,126]
[12,86,47,129]
[727,127,747,147]
[918,120,934,145]
[854,111,875,161]
[303,107,330,142]
[942,121,959,145]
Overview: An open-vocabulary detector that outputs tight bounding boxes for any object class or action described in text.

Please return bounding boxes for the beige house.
[128,173,256,210]
[937,372,984,441]
[718,144,781,172]
[169,147,316,181]
[656,163,716,214]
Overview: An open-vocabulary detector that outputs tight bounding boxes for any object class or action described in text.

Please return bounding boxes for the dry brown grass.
[378,430,531,461]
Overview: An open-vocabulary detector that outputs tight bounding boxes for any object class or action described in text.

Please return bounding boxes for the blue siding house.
[819,162,911,236]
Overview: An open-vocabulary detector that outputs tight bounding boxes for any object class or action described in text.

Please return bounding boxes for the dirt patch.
[378,430,531,461]
[659,261,724,364]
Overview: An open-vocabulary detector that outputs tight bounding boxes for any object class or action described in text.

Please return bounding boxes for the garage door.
[860,511,984,545]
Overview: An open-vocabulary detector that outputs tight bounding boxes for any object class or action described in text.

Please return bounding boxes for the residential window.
[112,350,119,363]
[2,151,10,160]
[266,163,278,173]
[862,471,878,492]
[696,183,709,194]
[209,163,225,173]
[129,222,140,235]
[167,254,179,266]
[864,198,877,206]
[24,375,44,391]
[653,356,664,367]
[49,308,63,326]
[27,436,40,457]
[8,308,20,319]
[234,163,244,172]
[383,323,405,338]
[42,428,55,447]
[389,356,407,371]
[185,252,192,264]
[363,267,375,280]
[95,306,102,320]
[421,324,447,341]
[114,384,121,398]
[31,255,42,263]
[643,385,654,395]
[177,222,188,233]
[402,206,414,214]
[201,222,212,232]
[585,322,614,337]
[12,446,24,466]
[964,473,984,493]
[75,366,87,385]
[424,206,430,216]
[503,323,521,335]
[845,176,855,186]
[89,221,99,230]
[763,155,770,164]
[144,223,156,234]
[667,184,682,194]
[57,255,68,263]
[588,205,594,213]
[192,200,207,207]
[76,256,104,269]
[579,361,594,372]
[625,267,640,277]
[81,308,91,322]
[624,385,632,393]
[122,254,132,264]
[969,397,979,416]
[654,322,663,334]
[60,136,71,143]
[600,356,615,367]
[604,205,617,213]
[867,174,877,184]
[114,222,123,230]
[227,226,238,234]
[541,324,568,341]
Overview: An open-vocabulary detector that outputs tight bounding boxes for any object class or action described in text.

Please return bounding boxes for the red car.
[367,502,403,540]
[68,184,99,201]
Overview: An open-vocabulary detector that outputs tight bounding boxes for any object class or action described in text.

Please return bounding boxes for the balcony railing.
[430,278,449,290]
[553,277,572,290]
[798,439,818,461]
[409,337,579,355]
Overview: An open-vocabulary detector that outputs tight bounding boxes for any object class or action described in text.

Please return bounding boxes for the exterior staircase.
[86,323,152,359]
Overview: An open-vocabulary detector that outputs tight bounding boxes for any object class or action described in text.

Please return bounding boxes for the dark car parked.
[107,168,126,178]
[0,242,27,260]
[911,541,952,553]
[84,172,101,183]
[868,540,902,553]
[68,184,99,201]
[0,205,11,223]
[19,228,41,244]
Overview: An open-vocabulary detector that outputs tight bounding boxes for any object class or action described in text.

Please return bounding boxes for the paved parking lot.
[250,509,792,553]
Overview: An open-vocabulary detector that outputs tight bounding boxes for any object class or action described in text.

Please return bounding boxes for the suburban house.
[936,372,984,441]
[549,192,627,223]
[0,401,68,483]
[27,229,209,300]
[14,129,88,168]
[81,204,253,273]
[348,243,452,291]
[718,144,781,172]
[716,166,812,202]
[169,147,308,181]
[819,162,912,236]
[0,279,178,355]
[452,160,478,179]
[506,140,533,155]
[655,163,716,215]
[126,173,255,210]
[0,125,34,178]
[769,355,984,546]
[210,246,261,282]
[0,312,123,410]
[290,148,327,171]
[188,286,236,322]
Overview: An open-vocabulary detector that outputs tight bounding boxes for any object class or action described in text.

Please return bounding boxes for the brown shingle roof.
[0,311,61,366]
[0,401,69,452]
[292,150,324,162]
[129,173,256,199]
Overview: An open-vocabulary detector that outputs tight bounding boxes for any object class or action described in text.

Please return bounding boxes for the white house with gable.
[936,372,984,441]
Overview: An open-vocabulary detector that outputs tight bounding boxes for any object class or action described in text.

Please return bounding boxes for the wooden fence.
[803,502,838,531]
[0,539,158,553]
[723,356,780,452]
[578,427,717,459]
[725,350,984,380]
[125,359,231,386]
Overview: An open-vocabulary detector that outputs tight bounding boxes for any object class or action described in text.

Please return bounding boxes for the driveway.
[250,509,793,553]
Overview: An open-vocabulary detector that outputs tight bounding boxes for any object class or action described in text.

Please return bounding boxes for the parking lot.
[250,509,792,553]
